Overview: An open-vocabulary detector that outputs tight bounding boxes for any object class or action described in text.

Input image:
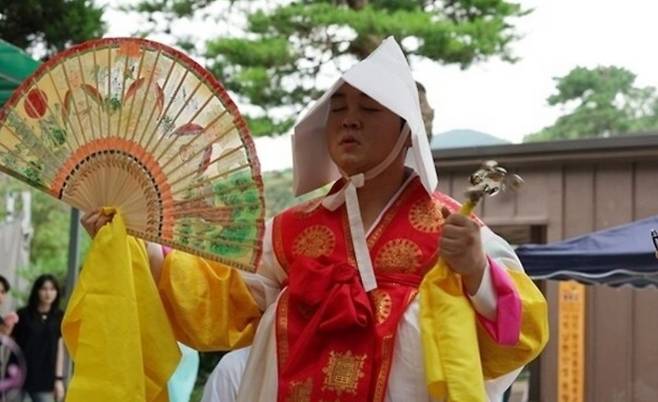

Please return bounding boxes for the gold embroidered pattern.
[373,335,394,402]
[277,291,290,367]
[409,198,444,233]
[322,350,366,395]
[375,239,422,273]
[292,225,336,258]
[370,289,392,324]
[286,378,312,402]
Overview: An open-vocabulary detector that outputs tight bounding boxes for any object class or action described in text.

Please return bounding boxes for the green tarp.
[0,39,40,107]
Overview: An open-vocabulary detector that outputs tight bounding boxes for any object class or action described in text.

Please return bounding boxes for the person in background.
[11,275,65,402]
[0,275,18,335]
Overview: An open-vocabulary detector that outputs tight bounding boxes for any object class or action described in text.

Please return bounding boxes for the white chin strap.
[322,124,411,291]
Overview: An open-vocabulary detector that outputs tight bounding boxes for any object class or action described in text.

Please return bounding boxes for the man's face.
[326,83,402,175]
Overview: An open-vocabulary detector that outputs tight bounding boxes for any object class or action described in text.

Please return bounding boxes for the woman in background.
[11,275,65,402]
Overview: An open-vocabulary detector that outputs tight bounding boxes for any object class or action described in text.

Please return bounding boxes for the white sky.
[104,0,658,171]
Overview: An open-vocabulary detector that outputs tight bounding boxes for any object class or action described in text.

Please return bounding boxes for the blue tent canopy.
[515,215,658,287]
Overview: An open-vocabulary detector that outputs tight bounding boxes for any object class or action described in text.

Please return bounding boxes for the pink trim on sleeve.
[162,246,173,258]
[475,257,522,346]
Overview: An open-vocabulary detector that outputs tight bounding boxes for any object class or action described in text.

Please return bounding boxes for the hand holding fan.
[0,38,264,271]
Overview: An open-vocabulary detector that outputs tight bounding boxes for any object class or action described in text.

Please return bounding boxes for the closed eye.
[361,106,381,112]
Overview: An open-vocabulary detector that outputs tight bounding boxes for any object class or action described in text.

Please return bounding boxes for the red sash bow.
[277,257,418,402]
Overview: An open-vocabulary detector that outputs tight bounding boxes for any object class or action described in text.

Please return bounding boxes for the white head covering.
[293,36,438,196]
[291,37,438,291]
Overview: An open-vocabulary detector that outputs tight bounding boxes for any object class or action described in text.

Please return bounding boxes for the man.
[84,37,548,402]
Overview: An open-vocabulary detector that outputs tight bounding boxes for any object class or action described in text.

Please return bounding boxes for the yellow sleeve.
[420,263,485,401]
[480,269,549,379]
[63,214,180,402]
[420,264,549,401]
[158,250,262,351]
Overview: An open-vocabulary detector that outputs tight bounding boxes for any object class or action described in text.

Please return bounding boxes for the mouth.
[339,134,361,146]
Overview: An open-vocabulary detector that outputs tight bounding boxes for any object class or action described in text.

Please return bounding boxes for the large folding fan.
[0,38,264,271]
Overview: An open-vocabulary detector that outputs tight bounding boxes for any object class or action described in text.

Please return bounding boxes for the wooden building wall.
[435,138,658,402]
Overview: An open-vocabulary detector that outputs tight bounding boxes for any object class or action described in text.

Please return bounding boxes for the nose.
[341,110,362,129]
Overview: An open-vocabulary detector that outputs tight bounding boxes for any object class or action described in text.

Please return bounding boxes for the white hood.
[292,36,438,197]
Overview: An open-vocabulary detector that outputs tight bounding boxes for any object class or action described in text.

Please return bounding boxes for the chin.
[335,161,363,176]
[331,150,372,175]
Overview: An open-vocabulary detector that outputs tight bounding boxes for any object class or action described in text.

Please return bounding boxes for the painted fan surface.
[0,38,264,271]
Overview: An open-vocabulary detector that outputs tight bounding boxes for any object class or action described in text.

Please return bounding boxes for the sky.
[104,0,658,171]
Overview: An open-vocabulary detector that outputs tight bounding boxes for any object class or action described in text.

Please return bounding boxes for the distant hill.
[431,129,509,150]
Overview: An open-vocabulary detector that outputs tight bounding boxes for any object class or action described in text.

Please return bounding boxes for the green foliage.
[0,0,106,58]
[525,66,658,142]
[28,191,69,277]
[246,116,295,138]
[132,0,221,17]
[130,0,528,136]
[263,169,326,217]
